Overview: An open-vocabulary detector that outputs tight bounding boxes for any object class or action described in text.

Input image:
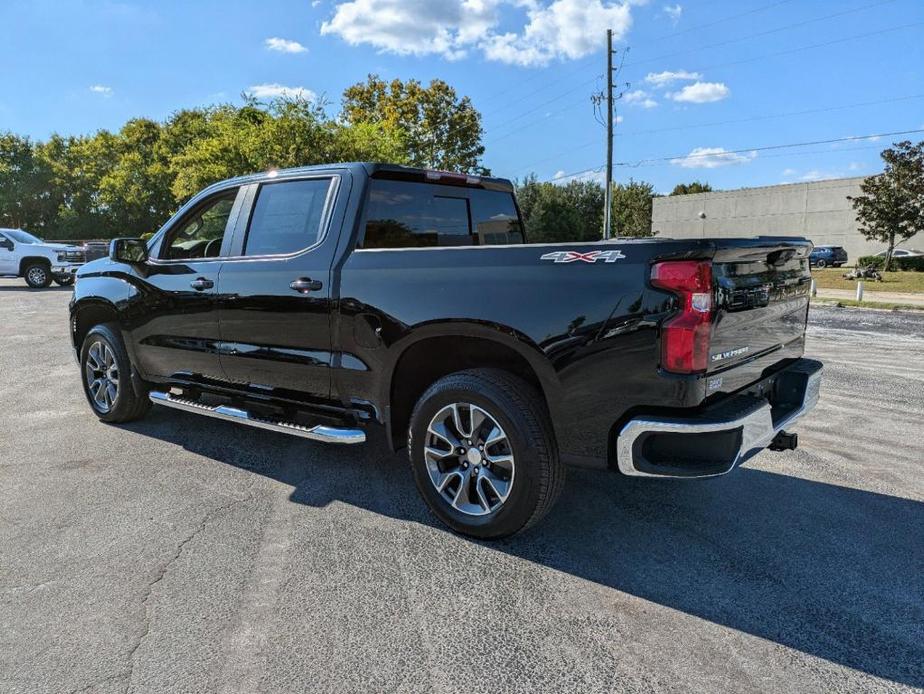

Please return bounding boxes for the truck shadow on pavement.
[125,411,924,689]
[0,285,72,292]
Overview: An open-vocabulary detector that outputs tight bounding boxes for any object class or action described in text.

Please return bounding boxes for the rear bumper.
[616,358,822,478]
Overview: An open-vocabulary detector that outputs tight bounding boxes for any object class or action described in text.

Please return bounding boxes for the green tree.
[670,181,712,196]
[341,75,486,173]
[98,118,174,236]
[168,97,408,201]
[516,174,604,243]
[523,184,583,243]
[611,179,657,237]
[848,140,924,271]
[0,133,58,232]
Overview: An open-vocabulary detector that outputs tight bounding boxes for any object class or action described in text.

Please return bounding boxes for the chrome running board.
[148,391,366,444]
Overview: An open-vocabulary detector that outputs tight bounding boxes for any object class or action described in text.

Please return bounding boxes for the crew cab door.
[131,186,244,382]
[0,233,15,274]
[215,173,345,402]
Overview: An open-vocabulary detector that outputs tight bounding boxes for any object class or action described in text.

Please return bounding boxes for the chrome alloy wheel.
[424,402,515,517]
[85,341,119,413]
[27,266,47,285]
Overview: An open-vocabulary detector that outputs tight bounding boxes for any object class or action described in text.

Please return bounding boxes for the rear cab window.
[243,178,334,256]
[361,179,524,249]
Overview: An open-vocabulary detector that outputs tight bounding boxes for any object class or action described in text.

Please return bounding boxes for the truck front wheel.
[24,263,52,288]
[408,369,564,539]
[79,323,151,423]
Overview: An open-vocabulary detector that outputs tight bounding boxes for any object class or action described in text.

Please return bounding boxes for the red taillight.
[650,260,713,374]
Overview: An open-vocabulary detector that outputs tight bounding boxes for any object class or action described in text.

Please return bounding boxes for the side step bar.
[148,391,366,444]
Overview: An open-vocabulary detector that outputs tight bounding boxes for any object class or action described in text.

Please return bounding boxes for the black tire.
[80,323,151,423]
[54,275,75,286]
[23,262,52,288]
[408,369,564,539]
[815,258,827,268]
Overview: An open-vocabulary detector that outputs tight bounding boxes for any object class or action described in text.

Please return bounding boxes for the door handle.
[190,277,214,291]
[290,277,323,293]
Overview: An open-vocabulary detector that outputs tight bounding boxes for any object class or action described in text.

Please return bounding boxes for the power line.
[517,93,924,172]
[644,0,799,43]
[617,128,924,167]
[538,128,924,182]
[677,20,924,75]
[481,16,921,150]
[620,0,898,71]
[478,0,798,122]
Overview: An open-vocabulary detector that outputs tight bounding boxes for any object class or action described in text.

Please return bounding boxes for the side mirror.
[0,239,13,251]
[110,238,149,264]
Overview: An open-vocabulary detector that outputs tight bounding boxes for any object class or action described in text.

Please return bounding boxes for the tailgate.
[709,238,812,374]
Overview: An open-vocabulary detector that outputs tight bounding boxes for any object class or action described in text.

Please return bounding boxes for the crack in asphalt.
[121,492,256,694]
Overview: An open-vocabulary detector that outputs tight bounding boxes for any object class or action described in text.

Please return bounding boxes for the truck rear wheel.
[24,263,52,288]
[54,275,75,286]
[408,369,563,539]
[80,323,151,423]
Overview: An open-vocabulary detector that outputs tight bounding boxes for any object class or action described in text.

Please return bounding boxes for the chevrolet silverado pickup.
[69,163,822,538]
[0,228,85,287]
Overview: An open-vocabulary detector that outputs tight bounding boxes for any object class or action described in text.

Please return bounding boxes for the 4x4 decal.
[540,249,626,264]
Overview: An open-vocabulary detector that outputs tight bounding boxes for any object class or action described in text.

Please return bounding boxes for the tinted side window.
[469,189,524,245]
[363,180,472,248]
[162,191,238,260]
[362,179,525,249]
[244,179,332,257]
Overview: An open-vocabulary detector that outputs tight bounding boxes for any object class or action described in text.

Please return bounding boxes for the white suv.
[0,228,86,288]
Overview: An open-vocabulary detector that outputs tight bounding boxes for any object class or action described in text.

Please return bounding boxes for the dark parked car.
[809,245,848,268]
[69,163,822,538]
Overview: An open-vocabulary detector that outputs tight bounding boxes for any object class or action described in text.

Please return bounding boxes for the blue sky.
[2,0,923,192]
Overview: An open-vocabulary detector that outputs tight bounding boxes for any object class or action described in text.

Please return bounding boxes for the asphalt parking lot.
[1,277,922,694]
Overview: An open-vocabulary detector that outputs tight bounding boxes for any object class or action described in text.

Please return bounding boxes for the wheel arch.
[383,322,560,451]
[19,256,51,276]
[70,297,122,353]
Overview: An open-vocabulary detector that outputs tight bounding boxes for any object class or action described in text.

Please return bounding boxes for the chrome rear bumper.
[617,359,822,478]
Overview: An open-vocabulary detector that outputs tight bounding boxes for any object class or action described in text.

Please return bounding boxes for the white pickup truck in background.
[0,228,86,288]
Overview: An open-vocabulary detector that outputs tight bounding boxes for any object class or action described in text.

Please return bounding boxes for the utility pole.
[604,28,614,240]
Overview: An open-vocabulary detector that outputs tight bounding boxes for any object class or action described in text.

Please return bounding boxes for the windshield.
[4,229,43,244]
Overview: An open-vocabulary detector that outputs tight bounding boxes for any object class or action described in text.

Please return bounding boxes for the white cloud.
[312,0,321,5]
[623,89,657,108]
[644,70,701,87]
[782,168,797,177]
[848,161,862,171]
[553,168,605,185]
[663,4,682,24]
[669,81,729,103]
[265,37,308,53]
[89,85,112,96]
[247,83,316,100]
[671,147,756,169]
[799,169,849,181]
[482,0,633,67]
[321,0,635,67]
[616,114,624,124]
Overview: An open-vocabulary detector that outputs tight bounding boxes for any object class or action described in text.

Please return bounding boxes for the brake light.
[650,260,713,374]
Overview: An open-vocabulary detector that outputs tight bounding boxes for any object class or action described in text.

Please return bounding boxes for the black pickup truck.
[70,163,822,538]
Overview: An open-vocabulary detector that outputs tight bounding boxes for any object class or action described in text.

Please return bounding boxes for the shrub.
[857,254,924,271]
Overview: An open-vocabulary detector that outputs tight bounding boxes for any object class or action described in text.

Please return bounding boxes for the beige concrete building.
[651,176,884,261]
